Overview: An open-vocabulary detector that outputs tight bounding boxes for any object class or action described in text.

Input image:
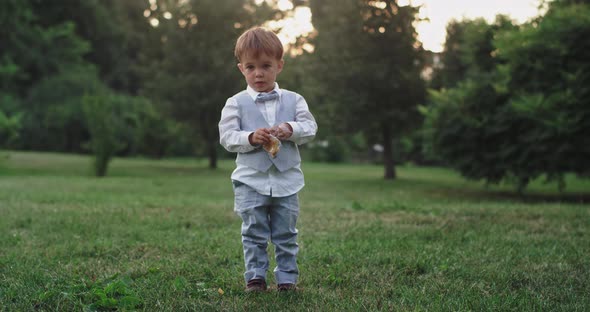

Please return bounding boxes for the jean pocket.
[234,182,258,213]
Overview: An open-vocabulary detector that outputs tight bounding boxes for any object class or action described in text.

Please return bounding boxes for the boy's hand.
[270,123,293,140]
[249,128,271,146]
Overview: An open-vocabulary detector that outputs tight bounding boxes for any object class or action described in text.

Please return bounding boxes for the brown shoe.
[277,283,296,292]
[246,278,267,292]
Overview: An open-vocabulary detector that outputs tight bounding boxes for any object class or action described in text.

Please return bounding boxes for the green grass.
[1,151,589,311]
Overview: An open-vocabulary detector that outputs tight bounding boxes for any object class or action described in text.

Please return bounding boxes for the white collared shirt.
[219,83,317,197]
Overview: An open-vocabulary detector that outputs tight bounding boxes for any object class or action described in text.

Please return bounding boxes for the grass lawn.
[1,151,589,311]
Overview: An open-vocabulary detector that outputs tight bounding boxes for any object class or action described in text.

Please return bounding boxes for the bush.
[0,108,21,148]
[82,94,126,177]
[22,67,105,152]
[306,136,351,163]
[133,101,193,158]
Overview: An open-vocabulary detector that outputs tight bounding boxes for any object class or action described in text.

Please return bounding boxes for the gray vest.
[234,90,301,172]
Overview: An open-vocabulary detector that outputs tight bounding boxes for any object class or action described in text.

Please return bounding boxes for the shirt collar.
[246,83,282,101]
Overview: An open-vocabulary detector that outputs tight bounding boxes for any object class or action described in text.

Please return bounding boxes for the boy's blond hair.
[234,27,284,62]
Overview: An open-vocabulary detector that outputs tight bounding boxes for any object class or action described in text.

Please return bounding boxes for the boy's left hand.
[271,123,293,140]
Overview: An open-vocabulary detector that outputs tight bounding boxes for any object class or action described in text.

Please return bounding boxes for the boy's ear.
[277,59,284,74]
[237,63,244,74]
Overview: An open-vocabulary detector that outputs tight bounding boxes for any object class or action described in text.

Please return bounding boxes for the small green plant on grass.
[34,274,142,311]
[86,275,142,311]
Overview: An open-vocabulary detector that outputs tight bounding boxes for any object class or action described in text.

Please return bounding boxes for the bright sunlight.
[269,0,543,53]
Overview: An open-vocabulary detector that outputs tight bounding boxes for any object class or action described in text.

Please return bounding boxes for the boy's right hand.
[249,128,271,146]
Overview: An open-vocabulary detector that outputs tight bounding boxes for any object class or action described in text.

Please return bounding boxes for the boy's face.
[238,53,284,93]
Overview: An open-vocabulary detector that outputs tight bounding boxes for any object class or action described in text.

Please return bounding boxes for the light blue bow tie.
[256,91,279,102]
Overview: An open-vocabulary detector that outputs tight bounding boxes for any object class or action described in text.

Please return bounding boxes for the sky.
[411,0,544,52]
[268,0,545,53]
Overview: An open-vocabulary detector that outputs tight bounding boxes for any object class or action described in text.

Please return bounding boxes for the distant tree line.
[1,0,189,176]
[1,0,588,190]
[1,0,274,175]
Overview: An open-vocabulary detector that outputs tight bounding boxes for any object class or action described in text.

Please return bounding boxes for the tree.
[140,0,269,169]
[83,94,124,177]
[0,109,21,147]
[0,0,98,152]
[429,20,468,89]
[82,93,160,176]
[495,2,590,189]
[424,3,590,191]
[21,67,106,152]
[309,0,426,178]
[0,0,91,97]
[29,0,149,94]
[2,0,185,156]
[430,15,517,90]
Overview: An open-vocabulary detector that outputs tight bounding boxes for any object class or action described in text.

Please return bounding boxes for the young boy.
[219,27,317,292]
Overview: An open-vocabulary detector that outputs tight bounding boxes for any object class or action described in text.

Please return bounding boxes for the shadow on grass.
[335,175,590,205]
[421,183,590,205]
[458,189,590,204]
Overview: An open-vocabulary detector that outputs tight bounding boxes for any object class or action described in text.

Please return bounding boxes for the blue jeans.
[233,181,299,285]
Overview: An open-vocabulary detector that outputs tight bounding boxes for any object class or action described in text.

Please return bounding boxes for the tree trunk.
[199,113,218,169]
[381,122,396,179]
[207,139,217,169]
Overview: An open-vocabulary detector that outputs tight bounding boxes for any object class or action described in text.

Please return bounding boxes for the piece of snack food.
[263,135,281,158]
